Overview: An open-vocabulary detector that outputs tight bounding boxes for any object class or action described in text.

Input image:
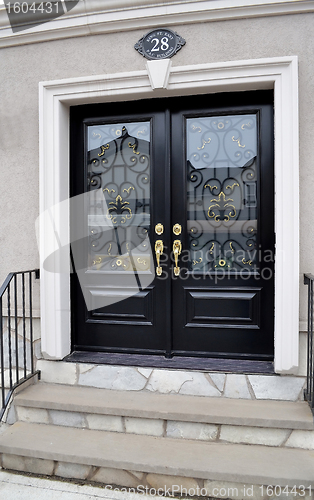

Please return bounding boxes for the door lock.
[173,223,182,236]
[155,223,164,235]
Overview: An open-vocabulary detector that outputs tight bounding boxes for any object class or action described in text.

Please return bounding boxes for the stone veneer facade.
[1,454,313,500]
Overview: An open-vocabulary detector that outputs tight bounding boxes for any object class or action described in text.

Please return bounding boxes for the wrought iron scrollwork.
[186,114,258,273]
[87,123,151,272]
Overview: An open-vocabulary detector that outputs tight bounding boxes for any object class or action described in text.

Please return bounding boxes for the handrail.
[0,269,40,421]
[0,269,40,298]
[304,273,314,415]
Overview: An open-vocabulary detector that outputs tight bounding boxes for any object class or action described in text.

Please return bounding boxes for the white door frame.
[39,56,299,373]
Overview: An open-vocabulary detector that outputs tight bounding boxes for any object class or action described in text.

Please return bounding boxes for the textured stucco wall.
[0,12,313,339]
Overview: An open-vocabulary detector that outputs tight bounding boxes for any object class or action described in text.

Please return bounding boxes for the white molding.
[1,0,314,48]
[146,59,172,89]
[39,56,299,373]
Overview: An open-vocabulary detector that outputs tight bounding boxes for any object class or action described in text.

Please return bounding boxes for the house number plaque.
[134,28,186,60]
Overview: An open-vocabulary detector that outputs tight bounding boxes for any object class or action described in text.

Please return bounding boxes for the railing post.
[304,273,314,413]
[14,273,19,384]
[29,272,34,374]
[22,273,26,380]
[0,297,5,409]
[7,284,12,390]
[311,279,314,410]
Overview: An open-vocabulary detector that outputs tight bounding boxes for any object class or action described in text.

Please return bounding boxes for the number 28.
[151,37,169,52]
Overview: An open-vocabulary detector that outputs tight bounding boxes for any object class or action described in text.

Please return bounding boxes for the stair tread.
[13,382,314,430]
[0,422,313,486]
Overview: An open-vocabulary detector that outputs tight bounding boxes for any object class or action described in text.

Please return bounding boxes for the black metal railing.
[304,273,314,414]
[0,269,40,421]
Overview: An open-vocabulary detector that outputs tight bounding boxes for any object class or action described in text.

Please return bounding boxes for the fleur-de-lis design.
[208,192,237,222]
[107,195,133,224]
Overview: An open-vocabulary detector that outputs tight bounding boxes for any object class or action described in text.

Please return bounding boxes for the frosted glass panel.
[187,114,257,170]
[186,114,258,272]
[87,122,151,273]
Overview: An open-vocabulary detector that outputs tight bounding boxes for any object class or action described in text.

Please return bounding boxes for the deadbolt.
[173,223,182,236]
[155,223,164,235]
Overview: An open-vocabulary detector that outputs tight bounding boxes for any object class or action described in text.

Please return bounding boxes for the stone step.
[0,422,313,492]
[11,382,314,449]
[13,382,314,430]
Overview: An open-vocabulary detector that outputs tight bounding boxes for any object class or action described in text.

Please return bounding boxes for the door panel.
[89,287,154,325]
[185,287,261,328]
[171,93,274,359]
[70,91,274,360]
[70,102,171,353]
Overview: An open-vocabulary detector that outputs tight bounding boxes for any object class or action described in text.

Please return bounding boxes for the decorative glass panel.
[186,114,258,272]
[87,122,151,273]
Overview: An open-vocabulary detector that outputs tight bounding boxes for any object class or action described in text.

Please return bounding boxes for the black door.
[70,91,274,360]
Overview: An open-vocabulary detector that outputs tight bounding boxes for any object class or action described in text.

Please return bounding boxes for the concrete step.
[13,382,314,429]
[10,381,314,449]
[0,422,313,494]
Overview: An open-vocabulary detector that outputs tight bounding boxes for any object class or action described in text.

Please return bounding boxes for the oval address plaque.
[135,28,186,60]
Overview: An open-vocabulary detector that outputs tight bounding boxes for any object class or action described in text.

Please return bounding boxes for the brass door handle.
[155,240,163,276]
[173,239,182,276]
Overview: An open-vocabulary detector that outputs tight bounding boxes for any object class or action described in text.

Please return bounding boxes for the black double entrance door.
[70,91,274,361]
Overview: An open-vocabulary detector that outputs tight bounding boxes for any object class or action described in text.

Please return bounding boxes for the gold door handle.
[155,240,164,276]
[173,239,182,276]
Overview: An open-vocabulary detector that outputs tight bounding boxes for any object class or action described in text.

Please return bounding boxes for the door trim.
[39,55,299,373]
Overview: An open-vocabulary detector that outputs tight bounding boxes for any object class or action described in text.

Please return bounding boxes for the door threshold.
[64,351,275,374]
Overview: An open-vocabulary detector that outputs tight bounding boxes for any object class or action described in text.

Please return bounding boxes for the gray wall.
[0,12,313,325]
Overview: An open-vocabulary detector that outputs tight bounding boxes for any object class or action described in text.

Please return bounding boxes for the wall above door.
[0,1,313,48]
